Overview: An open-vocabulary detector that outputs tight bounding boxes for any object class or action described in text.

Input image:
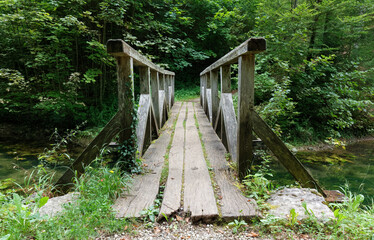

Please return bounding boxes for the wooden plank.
[206,89,212,123]
[113,102,182,218]
[151,70,160,128]
[200,38,266,76]
[136,94,150,155]
[184,102,218,222]
[107,39,175,76]
[237,54,254,180]
[159,90,165,127]
[221,93,237,163]
[210,70,219,125]
[252,111,325,196]
[116,56,135,143]
[195,104,258,221]
[55,111,122,192]
[159,104,187,218]
[139,67,150,94]
[220,65,231,93]
[169,86,172,111]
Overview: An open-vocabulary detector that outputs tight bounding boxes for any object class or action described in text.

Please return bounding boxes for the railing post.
[171,75,175,106]
[237,54,255,180]
[205,73,210,118]
[220,65,231,93]
[117,56,134,144]
[210,70,219,125]
[151,70,160,129]
[164,74,169,110]
[139,66,150,94]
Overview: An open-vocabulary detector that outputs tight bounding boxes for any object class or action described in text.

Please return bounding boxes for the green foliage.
[0,157,131,239]
[228,219,248,234]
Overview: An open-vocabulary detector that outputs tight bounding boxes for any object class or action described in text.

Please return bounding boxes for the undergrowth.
[0,157,132,239]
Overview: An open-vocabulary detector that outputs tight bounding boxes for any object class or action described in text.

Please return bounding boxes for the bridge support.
[200,38,325,196]
[54,39,175,192]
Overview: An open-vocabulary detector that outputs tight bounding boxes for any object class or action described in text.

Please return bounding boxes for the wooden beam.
[210,70,219,125]
[55,111,123,192]
[220,65,231,93]
[200,38,266,76]
[107,39,175,76]
[139,67,150,94]
[137,94,151,155]
[252,112,325,196]
[237,54,254,180]
[221,93,237,162]
[151,70,160,128]
[117,56,134,144]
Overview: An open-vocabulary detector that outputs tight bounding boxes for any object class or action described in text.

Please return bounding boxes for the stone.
[39,192,79,217]
[266,188,334,222]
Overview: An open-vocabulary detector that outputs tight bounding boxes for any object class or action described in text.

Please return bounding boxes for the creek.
[1,139,373,204]
[271,139,374,205]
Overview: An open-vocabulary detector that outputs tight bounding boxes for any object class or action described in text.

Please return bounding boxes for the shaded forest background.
[0,0,373,142]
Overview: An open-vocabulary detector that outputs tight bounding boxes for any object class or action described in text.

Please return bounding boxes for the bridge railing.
[56,40,175,192]
[200,38,325,195]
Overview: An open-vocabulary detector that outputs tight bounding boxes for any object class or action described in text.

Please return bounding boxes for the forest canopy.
[0,0,373,141]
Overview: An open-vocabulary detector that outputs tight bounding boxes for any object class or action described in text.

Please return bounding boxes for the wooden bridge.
[55,38,326,222]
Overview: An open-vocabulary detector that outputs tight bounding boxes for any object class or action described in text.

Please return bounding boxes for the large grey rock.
[39,193,79,217]
[266,188,334,221]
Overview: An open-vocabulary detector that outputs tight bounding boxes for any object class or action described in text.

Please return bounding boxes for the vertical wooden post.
[164,75,169,110]
[151,70,160,129]
[237,54,255,180]
[117,56,134,144]
[139,66,150,94]
[200,75,203,106]
[205,73,211,117]
[210,70,219,125]
[220,65,231,93]
[171,75,175,106]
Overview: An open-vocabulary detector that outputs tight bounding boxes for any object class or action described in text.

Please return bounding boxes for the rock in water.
[266,188,334,222]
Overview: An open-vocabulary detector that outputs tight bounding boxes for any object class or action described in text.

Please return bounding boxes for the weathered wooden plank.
[237,54,254,180]
[107,39,175,76]
[113,102,182,218]
[168,85,172,111]
[200,38,266,76]
[184,102,218,222]
[117,56,135,144]
[159,90,165,127]
[220,65,231,93]
[195,104,258,221]
[171,76,175,106]
[151,70,160,128]
[159,104,187,218]
[55,111,123,192]
[200,76,203,106]
[210,70,219,125]
[206,89,212,123]
[221,93,237,163]
[252,111,325,196]
[136,94,150,155]
[164,75,169,110]
[139,66,150,94]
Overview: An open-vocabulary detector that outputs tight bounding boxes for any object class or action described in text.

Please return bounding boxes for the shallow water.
[271,139,374,204]
[0,142,65,186]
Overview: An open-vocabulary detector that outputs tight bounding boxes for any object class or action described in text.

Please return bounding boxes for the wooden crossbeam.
[55,111,123,192]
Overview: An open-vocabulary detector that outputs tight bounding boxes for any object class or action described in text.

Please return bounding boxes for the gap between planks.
[113,102,181,218]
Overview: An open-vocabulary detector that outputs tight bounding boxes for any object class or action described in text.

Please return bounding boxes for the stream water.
[1,139,373,204]
[0,141,65,188]
[271,139,374,204]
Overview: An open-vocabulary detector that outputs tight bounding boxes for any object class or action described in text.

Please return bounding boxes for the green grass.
[175,85,200,102]
[0,160,132,240]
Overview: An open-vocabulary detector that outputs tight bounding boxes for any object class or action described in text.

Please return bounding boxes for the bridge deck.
[113,101,258,222]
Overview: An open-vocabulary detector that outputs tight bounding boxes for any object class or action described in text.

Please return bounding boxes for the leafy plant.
[228,219,248,234]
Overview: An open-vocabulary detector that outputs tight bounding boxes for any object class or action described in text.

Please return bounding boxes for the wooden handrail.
[200,38,266,76]
[107,39,175,76]
[55,40,175,192]
[200,37,325,196]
